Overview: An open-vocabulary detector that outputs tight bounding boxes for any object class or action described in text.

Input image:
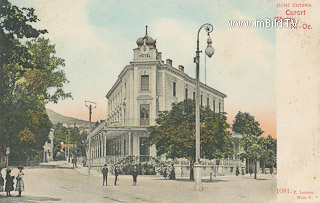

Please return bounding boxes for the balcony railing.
[140,119,150,126]
[106,118,155,127]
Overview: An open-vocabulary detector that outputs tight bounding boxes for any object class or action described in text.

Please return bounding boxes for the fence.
[9,160,41,167]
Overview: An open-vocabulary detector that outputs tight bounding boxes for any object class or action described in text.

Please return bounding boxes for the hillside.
[46,109,89,125]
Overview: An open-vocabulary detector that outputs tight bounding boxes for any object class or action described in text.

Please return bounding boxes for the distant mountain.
[46,109,89,125]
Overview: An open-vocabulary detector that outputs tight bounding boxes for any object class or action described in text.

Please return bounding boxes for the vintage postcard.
[0,0,319,202]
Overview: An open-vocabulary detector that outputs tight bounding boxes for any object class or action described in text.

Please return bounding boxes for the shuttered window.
[141,75,149,91]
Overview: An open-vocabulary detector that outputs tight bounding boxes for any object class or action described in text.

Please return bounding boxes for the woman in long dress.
[5,168,14,196]
[15,166,24,197]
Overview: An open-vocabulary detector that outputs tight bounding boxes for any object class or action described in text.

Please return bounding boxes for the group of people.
[0,166,24,197]
[101,164,138,186]
[101,163,176,187]
[163,164,176,180]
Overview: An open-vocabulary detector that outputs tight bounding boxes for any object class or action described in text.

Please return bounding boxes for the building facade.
[88,28,245,175]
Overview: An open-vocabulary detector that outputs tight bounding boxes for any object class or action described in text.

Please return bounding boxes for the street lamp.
[194,23,214,191]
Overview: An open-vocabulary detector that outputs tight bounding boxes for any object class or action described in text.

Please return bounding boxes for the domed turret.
[136,26,156,48]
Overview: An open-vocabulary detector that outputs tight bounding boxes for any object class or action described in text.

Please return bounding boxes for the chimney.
[158,52,162,62]
[178,65,184,73]
[166,59,172,66]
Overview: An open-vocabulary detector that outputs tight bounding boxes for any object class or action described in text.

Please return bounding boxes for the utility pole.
[85,101,96,175]
[68,128,70,163]
[73,122,76,169]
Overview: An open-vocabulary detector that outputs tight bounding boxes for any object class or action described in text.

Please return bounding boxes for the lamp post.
[194,23,214,191]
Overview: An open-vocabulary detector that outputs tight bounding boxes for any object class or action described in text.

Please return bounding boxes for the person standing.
[5,168,14,197]
[169,164,176,180]
[236,166,240,176]
[0,168,4,192]
[102,164,108,186]
[15,166,24,197]
[132,166,138,186]
[114,166,118,186]
[163,168,168,179]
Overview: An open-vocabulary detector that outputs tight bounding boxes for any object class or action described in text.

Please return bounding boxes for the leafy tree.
[0,1,70,166]
[232,111,263,137]
[240,134,263,179]
[260,135,277,173]
[53,123,86,160]
[146,99,234,180]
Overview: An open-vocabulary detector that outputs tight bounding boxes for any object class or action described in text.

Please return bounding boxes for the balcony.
[106,118,154,127]
[140,119,150,126]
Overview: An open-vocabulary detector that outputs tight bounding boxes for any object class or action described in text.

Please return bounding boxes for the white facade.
[88,28,228,167]
[105,33,226,127]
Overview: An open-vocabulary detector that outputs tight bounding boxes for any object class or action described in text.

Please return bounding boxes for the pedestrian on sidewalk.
[132,166,138,186]
[163,168,167,179]
[169,164,175,180]
[102,164,108,186]
[5,168,14,197]
[0,168,4,192]
[236,166,239,176]
[114,165,119,186]
[15,166,24,197]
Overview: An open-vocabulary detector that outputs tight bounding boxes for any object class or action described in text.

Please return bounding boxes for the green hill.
[46,109,89,125]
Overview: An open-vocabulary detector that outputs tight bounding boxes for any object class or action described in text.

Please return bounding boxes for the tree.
[232,111,263,137]
[53,123,85,160]
[260,135,277,173]
[146,99,234,180]
[240,134,263,179]
[0,1,70,166]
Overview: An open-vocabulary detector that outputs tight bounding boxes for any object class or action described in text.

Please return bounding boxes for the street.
[0,162,276,203]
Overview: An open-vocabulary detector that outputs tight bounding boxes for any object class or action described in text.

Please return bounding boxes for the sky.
[12,0,277,137]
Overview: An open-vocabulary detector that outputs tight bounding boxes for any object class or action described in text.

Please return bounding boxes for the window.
[185,88,188,99]
[141,75,149,91]
[140,104,150,125]
[201,95,203,106]
[173,82,176,96]
[193,92,195,100]
[207,97,209,107]
[139,137,149,155]
[124,140,126,156]
[213,100,215,112]
[219,102,221,113]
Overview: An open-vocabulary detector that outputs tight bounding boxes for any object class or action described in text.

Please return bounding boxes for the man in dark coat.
[102,164,108,186]
[132,166,138,186]
[114,166,118,185]
[236,166,240,176]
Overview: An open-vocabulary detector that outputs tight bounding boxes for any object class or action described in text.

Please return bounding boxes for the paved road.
[0,162,276,203]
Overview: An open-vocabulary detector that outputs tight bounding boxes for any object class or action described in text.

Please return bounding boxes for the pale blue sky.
[12,0,277,136]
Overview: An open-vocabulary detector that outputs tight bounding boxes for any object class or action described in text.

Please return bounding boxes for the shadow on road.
[29,165,72,170]
[202,179,229,183]
[0,195,61,202]
[104,196,127,202]
[152,178,229,183]
[241,177,268,181]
